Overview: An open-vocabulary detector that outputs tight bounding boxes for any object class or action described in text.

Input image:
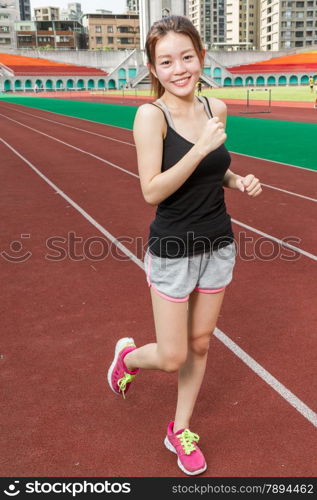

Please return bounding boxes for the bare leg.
[173,290,226,432]
[124,287,188,372]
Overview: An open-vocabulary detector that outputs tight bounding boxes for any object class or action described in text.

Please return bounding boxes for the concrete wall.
[1,72,313,93]
[0,74,109,91]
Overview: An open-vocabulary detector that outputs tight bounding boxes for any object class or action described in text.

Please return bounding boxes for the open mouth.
[172,76,191,87]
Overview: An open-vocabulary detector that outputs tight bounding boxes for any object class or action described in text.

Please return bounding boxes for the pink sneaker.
[164,421,207,475]
[107,337,139,399]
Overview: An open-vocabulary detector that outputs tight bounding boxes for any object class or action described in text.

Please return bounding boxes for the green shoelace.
[178,429,200,455]
[118,372,136,399]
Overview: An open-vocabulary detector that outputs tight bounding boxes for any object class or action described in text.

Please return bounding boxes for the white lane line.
[231,218,317,261]
[260,183,317,203]
[1,99,316,174]
[5,107,317,203]
[0,137,143,269]
[214,328,317,428]
[230,150,317,173]
[0,104,315,203]
[0,105,135,146]
[0,113,139,179]
[0,99,134,131]
[2,135,316,429]
[1,113,316,261]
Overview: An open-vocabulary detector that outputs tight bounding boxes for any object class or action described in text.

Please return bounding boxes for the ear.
[201,48,206,61]
[147,62,157,79]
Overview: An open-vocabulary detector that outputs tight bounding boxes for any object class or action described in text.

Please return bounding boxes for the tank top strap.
[197,95,213,119]
[149,101,173,129]
[155,98,176,129]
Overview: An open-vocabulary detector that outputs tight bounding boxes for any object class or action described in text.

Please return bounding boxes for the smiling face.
[150,31,204,98]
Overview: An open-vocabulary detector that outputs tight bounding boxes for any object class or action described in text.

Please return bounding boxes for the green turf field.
[1,95,316,171]
[90,85,316,102]
[202,86,317,102]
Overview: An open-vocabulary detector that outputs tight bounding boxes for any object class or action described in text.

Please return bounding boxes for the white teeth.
[174,78,189,85]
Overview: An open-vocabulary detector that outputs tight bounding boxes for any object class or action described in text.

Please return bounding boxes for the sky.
[30,0,127,15]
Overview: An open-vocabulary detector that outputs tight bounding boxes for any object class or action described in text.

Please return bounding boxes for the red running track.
[0,101,316,477]
[9,91,317,122]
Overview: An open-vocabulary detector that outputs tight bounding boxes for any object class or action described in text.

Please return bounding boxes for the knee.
[159,349,187,373]
[189,332,212,357]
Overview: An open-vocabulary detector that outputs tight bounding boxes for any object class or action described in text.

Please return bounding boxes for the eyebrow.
[157,49,195,59]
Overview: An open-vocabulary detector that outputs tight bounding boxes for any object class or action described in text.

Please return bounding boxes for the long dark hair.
[145,15,205,98]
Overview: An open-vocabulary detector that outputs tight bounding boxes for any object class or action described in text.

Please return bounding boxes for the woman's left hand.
[236,174,262,198]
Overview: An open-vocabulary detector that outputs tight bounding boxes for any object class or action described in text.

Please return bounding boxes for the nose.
[173,58,187,74]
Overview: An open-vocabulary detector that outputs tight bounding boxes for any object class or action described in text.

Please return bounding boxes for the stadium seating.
[228,51,317,74]
[0,53,107,76]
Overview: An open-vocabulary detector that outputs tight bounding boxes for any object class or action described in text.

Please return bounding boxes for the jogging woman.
[108,16,262,476]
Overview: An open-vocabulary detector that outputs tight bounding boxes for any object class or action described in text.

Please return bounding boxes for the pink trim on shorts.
[150,284,189,302]
[194,286,226,294]
[146,250,189,302]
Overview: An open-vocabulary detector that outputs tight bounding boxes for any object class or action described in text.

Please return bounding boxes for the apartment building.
[260,0,317,50]
[188,0,226,49]
[19,0,31,21]
[83,13,140,50]
[0,2,19,49]
[127,0,139,13]
[34,6,60,21]
[189,1,317,51]
[15,19,87,49]
[225,0,260,50]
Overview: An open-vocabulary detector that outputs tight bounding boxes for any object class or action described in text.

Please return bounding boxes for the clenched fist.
[236,174,262,198]
[195,116,227,157]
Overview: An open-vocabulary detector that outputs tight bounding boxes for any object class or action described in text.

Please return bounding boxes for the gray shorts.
[143,242,236,302]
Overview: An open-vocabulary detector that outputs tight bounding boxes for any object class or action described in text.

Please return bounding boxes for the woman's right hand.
[195,117,227,157]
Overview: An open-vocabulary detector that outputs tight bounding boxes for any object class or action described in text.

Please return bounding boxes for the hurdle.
[240,88,272,114]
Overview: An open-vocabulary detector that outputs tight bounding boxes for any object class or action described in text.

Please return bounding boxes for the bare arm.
[223,168,243,189]
[133,103,226,205]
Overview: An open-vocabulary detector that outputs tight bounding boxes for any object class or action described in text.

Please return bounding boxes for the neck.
[161,90,197,111]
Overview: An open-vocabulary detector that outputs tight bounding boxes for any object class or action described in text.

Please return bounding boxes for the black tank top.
[148,96,234,258]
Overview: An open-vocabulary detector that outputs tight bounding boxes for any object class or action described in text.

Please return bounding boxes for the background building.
[224,0,260,51]
[60,2,82,22]
[19,0,31,20]
[188,1,317,52]
[34,6,60,21]
[260,0,317,51]
[95,9,112,14]
[0,0,20,49]
[139,0,188,48]
[15,19,87,49]
[82,13,140,50]
[188,0,226,50]
[127,0,139,13]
